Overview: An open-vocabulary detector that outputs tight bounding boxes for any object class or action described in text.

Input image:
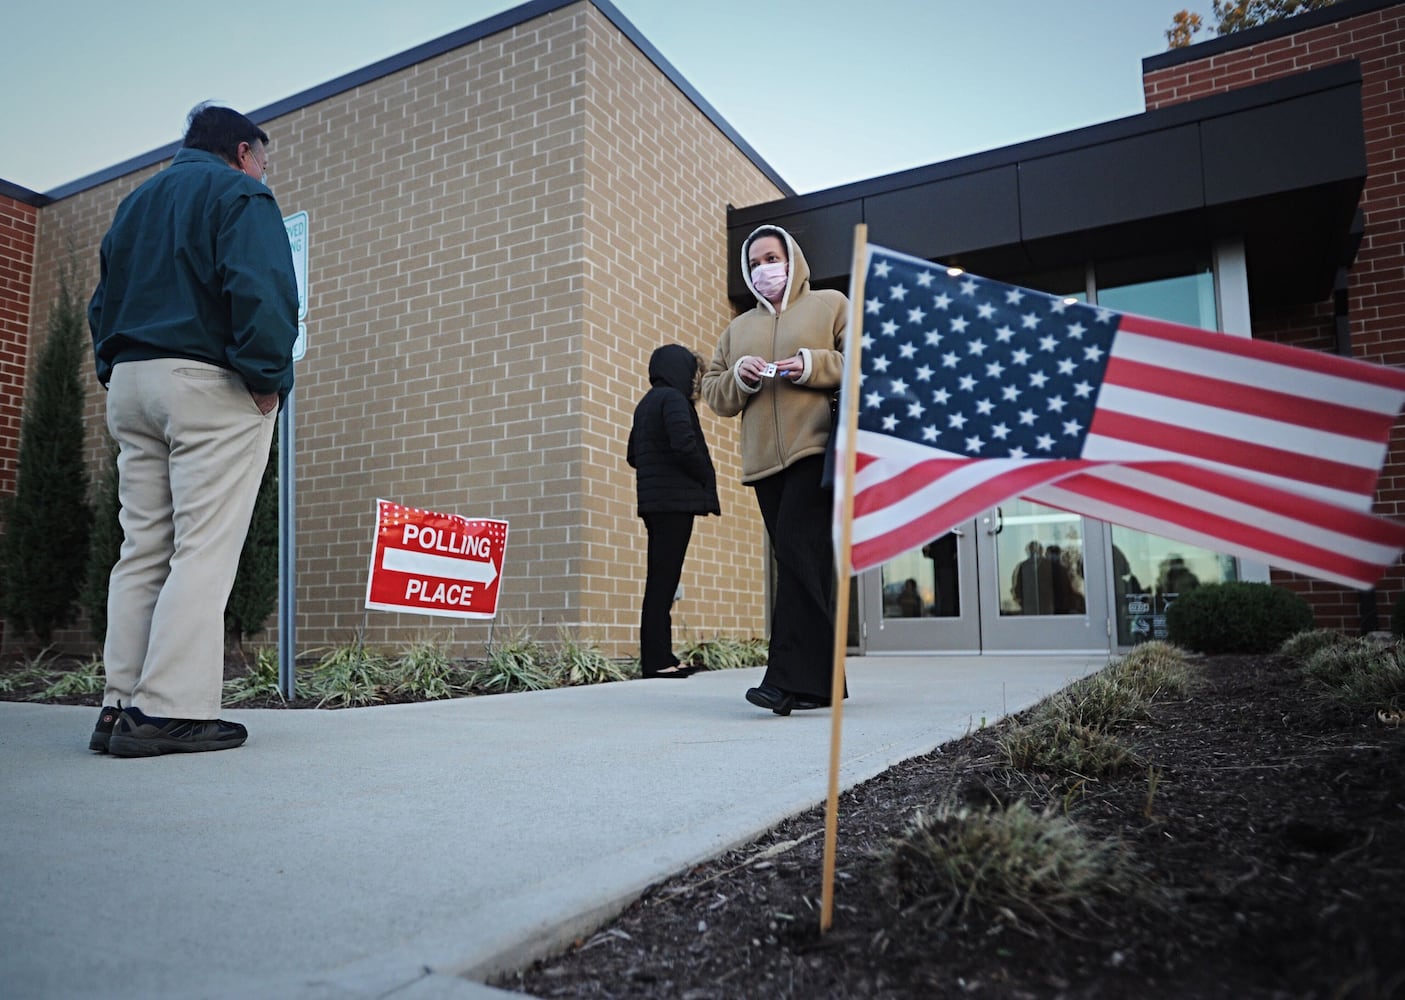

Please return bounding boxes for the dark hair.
[182,103,269,164]
[745,226,789,262]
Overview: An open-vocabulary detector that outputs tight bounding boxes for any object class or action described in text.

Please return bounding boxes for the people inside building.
[86,103,298,757]
[922,533,961,617]
[1044,544,1084,614]
[701,225,847,716]
[1011,540,1054,615]
[627,344,720,678]
[897,578,923,617]
[1157,554,1201,602]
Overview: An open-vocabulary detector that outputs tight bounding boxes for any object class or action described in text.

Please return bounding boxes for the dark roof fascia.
[728,58,1363,228]
[0,178,50,207]
[32,0,792,204]
[1143,0,1405,73]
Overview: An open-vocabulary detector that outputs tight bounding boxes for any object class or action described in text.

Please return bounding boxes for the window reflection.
[1111,528,1236,645]
[1095,262,1233,645]
[995,500,1086,618]
[879,533,960,619]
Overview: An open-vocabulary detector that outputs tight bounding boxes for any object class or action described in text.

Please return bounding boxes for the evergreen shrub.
[1165,581,1313,654]
[1391,593,1405,638]
[0,265,91,642]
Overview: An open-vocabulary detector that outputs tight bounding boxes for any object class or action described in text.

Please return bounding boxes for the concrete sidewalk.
[0,654,1108,999]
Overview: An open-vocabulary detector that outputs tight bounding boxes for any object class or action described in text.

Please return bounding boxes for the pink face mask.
[750,262,789,301]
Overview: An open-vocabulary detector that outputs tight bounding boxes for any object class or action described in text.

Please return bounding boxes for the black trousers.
[751,455,838,700]
[640,512,695,673]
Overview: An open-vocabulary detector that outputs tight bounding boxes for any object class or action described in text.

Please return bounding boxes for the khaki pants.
[103,358,277,719]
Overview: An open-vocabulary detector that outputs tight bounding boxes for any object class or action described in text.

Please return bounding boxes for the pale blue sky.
[2,0,1184,196]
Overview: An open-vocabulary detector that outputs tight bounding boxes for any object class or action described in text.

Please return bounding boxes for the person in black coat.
[627,344,721,678]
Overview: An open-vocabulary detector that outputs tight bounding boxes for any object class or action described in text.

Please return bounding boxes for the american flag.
[834,243,1405,589]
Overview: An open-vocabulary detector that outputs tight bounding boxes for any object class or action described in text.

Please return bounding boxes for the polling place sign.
[365,499,508,619]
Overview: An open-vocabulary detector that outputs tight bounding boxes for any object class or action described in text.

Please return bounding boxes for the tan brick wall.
[1143,4,1405,631]
[23,1,784,658]
[576,8,783,652]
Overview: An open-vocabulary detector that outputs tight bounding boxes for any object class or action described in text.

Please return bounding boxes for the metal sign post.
[278,212,309,700]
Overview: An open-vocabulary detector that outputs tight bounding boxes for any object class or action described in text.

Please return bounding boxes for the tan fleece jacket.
[702,225,849,483]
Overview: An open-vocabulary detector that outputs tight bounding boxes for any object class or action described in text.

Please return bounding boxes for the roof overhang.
[728,60,1366,316]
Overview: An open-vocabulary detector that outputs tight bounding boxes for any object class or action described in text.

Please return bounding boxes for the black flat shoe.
[745,684,795,716]
[642,666,692,679]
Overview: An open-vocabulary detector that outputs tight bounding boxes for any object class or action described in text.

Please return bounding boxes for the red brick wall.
[0,194,37,498]
[1144,3,1405,632]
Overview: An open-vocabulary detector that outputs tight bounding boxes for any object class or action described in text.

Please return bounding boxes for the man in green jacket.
[87,103,297,757]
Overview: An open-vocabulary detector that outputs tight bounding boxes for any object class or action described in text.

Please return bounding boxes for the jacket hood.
[648,343,699,395]
[740,224,811,315]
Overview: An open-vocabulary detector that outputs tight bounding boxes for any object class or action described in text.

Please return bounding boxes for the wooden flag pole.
[820,223,868,933]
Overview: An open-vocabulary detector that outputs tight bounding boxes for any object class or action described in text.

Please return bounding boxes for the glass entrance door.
[859,499,1111,653]
[862,528,981,652]
[977,499,1110,652]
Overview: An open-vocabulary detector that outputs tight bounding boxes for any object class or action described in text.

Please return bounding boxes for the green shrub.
[0,265,92,643]
[1165,582,1313,654]
[225,429,280,651]
[1392,594,1405,638]
[80,443,122,643]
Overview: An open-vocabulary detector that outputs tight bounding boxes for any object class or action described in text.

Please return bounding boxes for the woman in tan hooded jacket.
[702,225,848,715]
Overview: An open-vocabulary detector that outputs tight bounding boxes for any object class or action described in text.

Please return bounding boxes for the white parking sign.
[284,211,308,320]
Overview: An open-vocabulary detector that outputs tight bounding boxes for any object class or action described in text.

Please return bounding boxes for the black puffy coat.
[627,344,721,517]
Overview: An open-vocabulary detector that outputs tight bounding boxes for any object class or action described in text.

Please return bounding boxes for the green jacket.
[702,225,848,483]
[88,147,297,396]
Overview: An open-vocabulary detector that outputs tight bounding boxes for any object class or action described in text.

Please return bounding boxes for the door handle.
[983,507,1003,535]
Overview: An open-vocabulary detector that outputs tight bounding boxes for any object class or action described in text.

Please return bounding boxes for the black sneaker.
[107,707,248,757]
[88,705,121,753]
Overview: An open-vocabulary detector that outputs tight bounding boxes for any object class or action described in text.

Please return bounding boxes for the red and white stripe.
[838,311,1405,588]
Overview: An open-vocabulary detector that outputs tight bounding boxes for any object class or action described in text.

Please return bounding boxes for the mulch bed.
[492,654,1405,999]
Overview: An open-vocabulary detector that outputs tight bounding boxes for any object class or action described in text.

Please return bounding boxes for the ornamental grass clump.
[1112,640,1192,700]
[0,645,60,696]
[551,632,632,687]
[1279,628,1352,662]
[880,798,1151,932]
[1300,639,1405,709]
[469,631,553,694]
[389,637,470,700]
[1027,670,1152,732]
[38,654,103,700]
[999,714,1137,783]
[678,635,767,671]
[223,646,285,704]
[305,642,393,707]
[997,646,1194,784]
